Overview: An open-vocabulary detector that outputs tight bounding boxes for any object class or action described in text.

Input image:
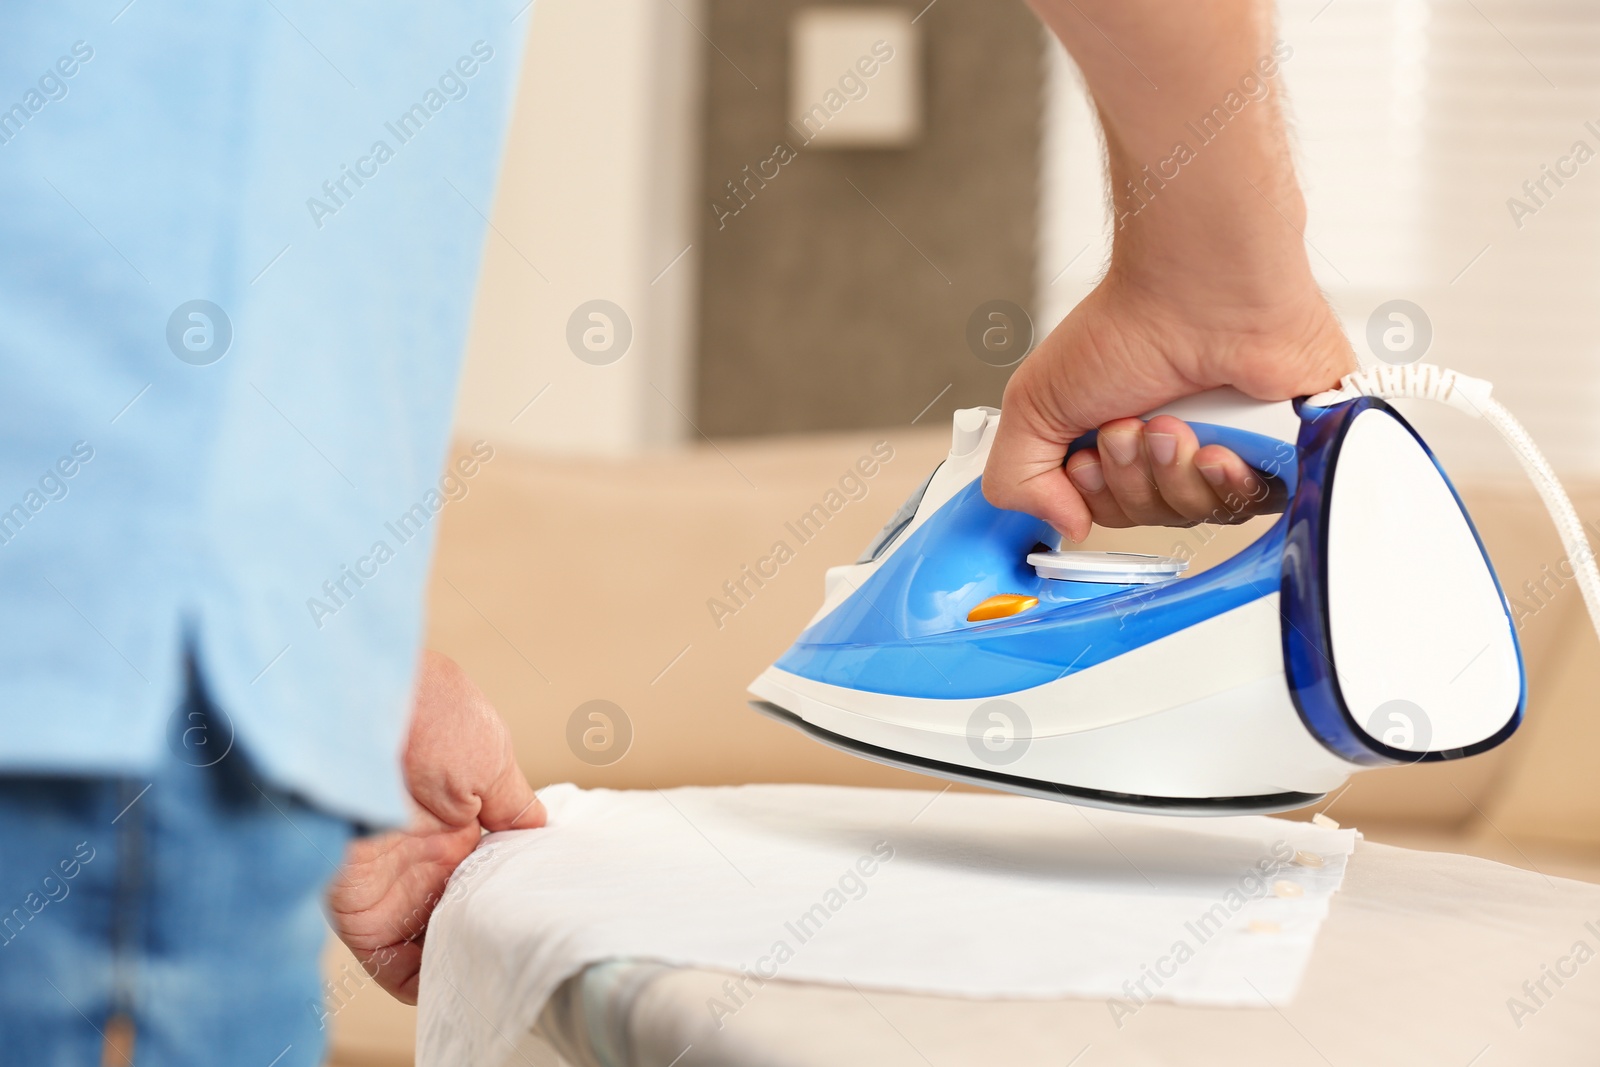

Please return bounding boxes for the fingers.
[1093,418,1186,526]
[405,651,544,832]
[327,820,483,1004]
[328,824,477,948]
[983,386,1095,542]
[328,652,547,1010]
[989,403,1293,533]
[478,756,546,832]
[1061,418,1286,529]
[358,941,424,1005]
[1143,415,1234,523]
[1064,447,1130,529]
[1193,443,1282,519]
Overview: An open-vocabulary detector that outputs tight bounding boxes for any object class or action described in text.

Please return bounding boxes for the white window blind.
[1039,0,1600,478]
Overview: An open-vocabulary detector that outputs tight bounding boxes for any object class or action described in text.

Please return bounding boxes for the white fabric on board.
[418,784,1357,1067]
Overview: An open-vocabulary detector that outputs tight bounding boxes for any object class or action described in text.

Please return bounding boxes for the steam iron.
[750,375,1548,815]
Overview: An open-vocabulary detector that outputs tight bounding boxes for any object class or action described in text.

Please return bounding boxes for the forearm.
[1030,0,1309,297]
[987,3,1352,536]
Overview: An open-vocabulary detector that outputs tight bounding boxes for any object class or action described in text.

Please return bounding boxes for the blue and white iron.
[751,365,1600,815]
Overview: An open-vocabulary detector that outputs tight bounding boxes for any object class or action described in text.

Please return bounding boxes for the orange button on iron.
[966,594,1038,623]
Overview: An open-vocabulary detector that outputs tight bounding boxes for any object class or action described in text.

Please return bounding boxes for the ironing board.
[506,839,1600,1066]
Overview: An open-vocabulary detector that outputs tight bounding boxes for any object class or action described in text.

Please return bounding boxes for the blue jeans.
[0,690,353,1066]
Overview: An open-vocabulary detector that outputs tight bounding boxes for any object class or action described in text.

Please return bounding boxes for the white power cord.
[1308,363,1600,640]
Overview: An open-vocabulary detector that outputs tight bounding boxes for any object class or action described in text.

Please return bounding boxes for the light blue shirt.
[0,2,527,826]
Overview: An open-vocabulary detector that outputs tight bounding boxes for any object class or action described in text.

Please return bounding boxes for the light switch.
[788,7,920,149]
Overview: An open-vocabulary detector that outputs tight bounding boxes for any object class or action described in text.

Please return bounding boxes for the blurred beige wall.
[452,0,704,457]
